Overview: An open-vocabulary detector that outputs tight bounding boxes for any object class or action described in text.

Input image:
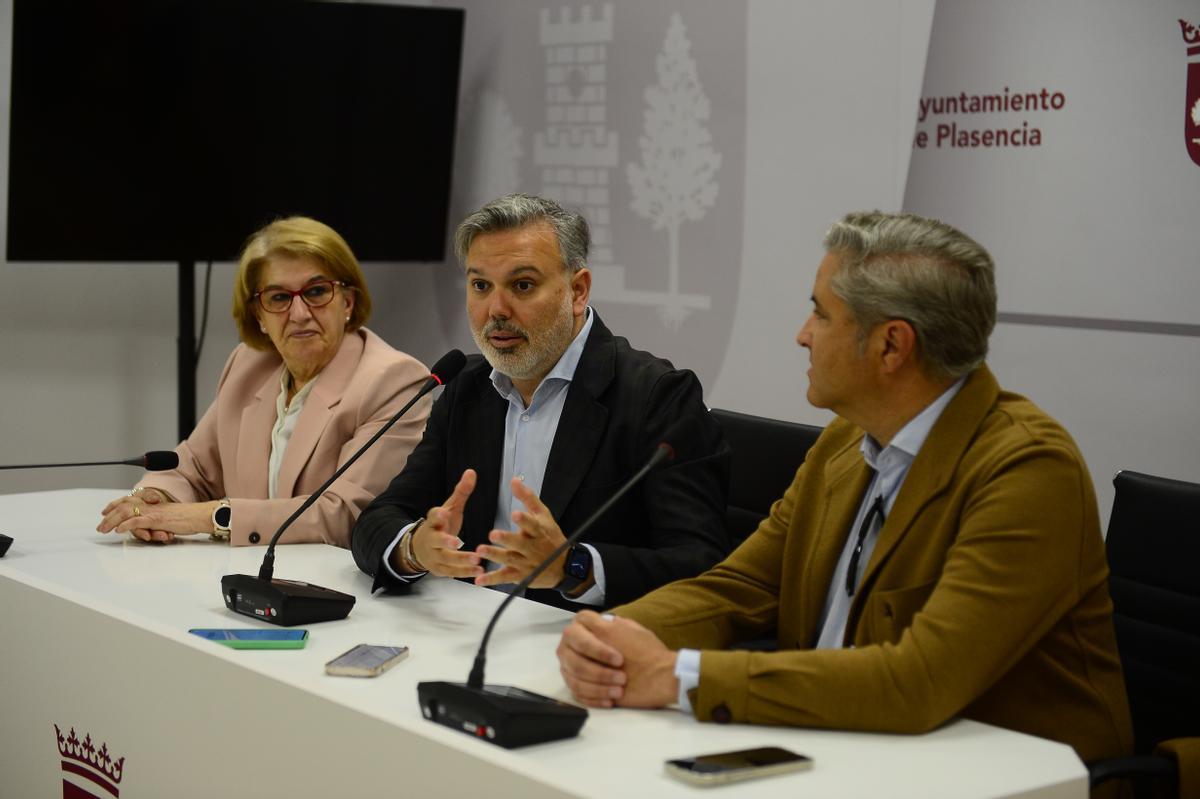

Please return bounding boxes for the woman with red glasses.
[96,217,431,547]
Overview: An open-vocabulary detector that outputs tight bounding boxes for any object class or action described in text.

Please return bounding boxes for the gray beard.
[472,301,576,382]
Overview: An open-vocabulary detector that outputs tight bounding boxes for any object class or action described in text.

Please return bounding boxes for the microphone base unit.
[417,681,587,749]
[0,533,12,557]
[221,574,355,626]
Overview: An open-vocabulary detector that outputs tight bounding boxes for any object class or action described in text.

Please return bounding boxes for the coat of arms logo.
[1181,18,1200,167]
[55,725,125,799]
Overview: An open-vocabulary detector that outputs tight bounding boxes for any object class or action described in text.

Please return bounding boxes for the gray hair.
[823,211,997,380]
[453,193,590,273]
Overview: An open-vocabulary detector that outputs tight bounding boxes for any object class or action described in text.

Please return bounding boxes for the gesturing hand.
[475,477,569,589]
[409,469,484,579]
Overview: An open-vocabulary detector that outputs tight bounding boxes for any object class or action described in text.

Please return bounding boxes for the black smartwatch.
[556,543,593,594]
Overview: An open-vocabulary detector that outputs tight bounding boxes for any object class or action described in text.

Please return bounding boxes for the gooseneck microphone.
[220,350,467,626]
[0,451,179,557]
[0,451,180,471]
[417,417,692,748]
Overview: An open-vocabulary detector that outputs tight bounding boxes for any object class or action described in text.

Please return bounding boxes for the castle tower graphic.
[535,4,712,319]
[536,5,619,264]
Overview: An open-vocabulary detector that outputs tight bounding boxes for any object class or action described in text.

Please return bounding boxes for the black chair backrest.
[1106,470,1200,754]
[711,408,823,545]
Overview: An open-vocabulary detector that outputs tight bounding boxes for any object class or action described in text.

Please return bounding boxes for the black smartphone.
[664,746,813,786]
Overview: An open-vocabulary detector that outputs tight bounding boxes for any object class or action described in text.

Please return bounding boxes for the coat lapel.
[853,366,1001,604]
[237,365,282,498]
[273,331,364,499]
[797,438,872,637]
[460,371,507,540]
[539,317,614,521]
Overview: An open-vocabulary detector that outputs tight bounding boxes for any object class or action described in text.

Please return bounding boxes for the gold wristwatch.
[210,499,232,541]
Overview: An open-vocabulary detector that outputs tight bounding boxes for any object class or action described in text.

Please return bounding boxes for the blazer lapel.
[798,439,872,637]
[237,366,282,498]
[273,401,333,499]
[539,318,614,520]
[273,332,363,499]
[459,371,508,540]
[854,366,1002,601]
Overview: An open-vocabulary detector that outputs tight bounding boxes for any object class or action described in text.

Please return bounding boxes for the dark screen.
[7,0,463,262]
[671,746,810,773]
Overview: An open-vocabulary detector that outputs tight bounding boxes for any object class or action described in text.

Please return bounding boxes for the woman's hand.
[97,490,216,543]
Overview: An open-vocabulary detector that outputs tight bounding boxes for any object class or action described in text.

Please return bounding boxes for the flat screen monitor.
[7,0,464,262]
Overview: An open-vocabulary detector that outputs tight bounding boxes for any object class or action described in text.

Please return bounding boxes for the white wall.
[718,0,934,420]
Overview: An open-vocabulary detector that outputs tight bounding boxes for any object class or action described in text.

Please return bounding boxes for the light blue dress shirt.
[674,377,966,712]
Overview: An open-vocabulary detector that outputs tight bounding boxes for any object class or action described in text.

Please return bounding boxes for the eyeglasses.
[254,280,346,314]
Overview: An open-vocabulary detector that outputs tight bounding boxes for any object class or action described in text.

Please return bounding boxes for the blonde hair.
[232,217,372,351]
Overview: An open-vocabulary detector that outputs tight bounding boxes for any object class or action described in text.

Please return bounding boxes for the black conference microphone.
[0,451,178,557]
[417,416,694,749]
[220,350,467,626]
[0,451,179,471]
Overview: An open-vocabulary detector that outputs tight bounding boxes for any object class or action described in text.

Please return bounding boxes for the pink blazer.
[139,328,431,547]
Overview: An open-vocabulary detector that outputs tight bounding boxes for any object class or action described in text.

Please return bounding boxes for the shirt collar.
[490,306,594,403]
[276,368,319,414]
[860,376,966,469]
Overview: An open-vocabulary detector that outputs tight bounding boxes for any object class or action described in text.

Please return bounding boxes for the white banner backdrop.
[434,0,748,392]
[905,0,1200,518]
[0,0,936,497]
[408,0,935,418]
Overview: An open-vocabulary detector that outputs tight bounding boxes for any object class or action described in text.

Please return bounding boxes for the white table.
[0,489,1087,798]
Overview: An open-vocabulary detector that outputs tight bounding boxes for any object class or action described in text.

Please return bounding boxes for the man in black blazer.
[351,194,730,610]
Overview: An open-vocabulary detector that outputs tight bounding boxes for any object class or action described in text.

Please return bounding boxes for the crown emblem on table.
[55,724,125,798]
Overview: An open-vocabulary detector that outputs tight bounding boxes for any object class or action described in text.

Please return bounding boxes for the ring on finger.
[133,505,141,516]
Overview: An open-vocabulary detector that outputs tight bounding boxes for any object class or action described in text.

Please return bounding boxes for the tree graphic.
[627,13,721,329]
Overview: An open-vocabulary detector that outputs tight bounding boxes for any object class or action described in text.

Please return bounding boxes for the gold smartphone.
[324,644,409,677]
[664,746,813,786]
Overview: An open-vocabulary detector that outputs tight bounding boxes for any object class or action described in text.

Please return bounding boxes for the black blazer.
[351,313,731,610]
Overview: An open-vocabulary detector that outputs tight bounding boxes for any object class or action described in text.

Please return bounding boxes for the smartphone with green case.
[188,628,308,649]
